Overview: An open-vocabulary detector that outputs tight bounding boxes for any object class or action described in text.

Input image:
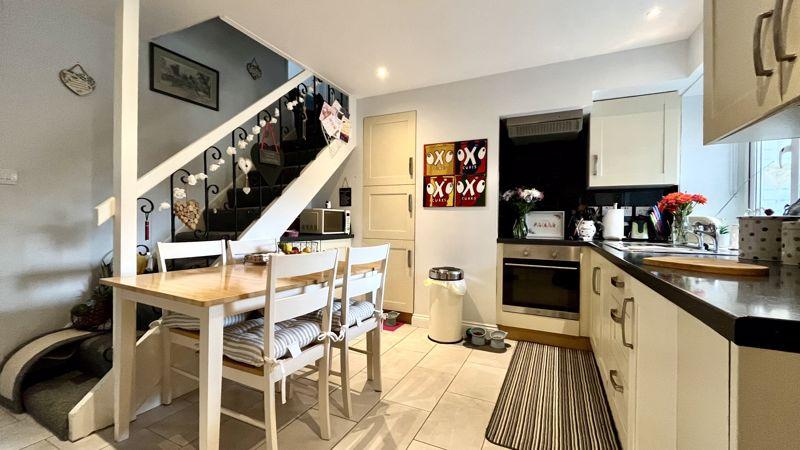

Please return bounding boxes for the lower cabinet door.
[361,238,414,313]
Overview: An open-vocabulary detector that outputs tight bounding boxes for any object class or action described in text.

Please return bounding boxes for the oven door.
[502,258,580,320]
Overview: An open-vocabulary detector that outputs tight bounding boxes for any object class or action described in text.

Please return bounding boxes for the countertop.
[498,237,800,353]
[280,233,354,243]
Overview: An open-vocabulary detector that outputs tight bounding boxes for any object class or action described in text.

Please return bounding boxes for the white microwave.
[299,208,351,234]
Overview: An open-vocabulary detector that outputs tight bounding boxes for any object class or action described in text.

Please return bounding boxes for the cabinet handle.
[407,249,412,268]
[591,155,599,176]
[754,9,776,76]
[610,307,624,324]
[609,370,624,393]
[621,297,634,349]
[773,0,797,62]
[610,276,625,288]
[408,194,413,214]
[591,266,600,295]
[408,157,413,177]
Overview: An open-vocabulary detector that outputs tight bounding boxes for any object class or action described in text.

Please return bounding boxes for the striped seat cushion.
[303,300,376,333]
[162,312,247,330]
[222,318,321,367]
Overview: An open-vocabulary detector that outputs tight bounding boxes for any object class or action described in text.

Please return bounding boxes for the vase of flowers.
[657,192,707,246]
[501,187,544,238]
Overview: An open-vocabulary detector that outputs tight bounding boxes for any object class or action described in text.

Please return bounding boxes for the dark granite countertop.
[498,237,800,353]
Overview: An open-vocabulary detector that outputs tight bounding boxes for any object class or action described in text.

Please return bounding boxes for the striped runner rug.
[485,341,619,450]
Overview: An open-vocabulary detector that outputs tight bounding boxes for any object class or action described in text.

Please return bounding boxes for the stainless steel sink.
[604,241,738,256]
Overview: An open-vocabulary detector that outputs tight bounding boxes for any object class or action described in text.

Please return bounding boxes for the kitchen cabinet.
[363,111,416,186]
[362,184,415,240]
[589,92,681,188]
[704,0,800,143]
[361,238,414,313]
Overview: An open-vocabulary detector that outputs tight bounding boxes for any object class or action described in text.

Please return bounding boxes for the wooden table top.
[100,261,377,307]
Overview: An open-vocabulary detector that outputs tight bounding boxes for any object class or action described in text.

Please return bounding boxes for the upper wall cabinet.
[589,92,681,188]
[705,0,800,144]
[363,111,416,186]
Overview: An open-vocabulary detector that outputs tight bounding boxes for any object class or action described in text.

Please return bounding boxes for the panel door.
[361,238,414,314]
[363,111,416,186]
[589,92,681,188]
[704,0,782,143]
[363,184,414,240]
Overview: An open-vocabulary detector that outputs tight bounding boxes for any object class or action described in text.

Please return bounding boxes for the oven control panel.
[502,244,580,262]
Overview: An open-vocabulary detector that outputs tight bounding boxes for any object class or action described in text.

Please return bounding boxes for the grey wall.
[0,3,287,360]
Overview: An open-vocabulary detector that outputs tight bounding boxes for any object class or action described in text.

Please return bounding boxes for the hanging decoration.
[423,139,488,207]
[246,58,262,80]
[173,199,201,230]
[339,178,352,207]
[251,118,284,186]
[237,157,254,194]
[59,63,96,96]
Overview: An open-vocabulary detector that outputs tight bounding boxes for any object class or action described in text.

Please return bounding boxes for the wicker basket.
[71,297,112,330]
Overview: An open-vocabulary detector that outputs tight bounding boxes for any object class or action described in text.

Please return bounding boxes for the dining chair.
[329,244,390,418]
[156,240,228,405]
[227,238,279,263]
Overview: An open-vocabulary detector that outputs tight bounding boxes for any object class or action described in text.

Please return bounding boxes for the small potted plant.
[501,187,544,239]
[717,225,731,250]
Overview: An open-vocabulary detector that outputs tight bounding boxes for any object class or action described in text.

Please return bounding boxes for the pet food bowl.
[385,311,400,326]
[490,330,508,349]
[470,327,487,346]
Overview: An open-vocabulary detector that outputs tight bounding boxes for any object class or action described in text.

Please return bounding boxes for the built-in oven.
[502,244,580,320]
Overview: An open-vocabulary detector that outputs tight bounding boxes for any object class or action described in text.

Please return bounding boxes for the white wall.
[349,41,692,327]
[0,5,287,360]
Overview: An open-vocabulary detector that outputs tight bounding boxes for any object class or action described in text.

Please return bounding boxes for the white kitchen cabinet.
[362,184,415,240]
[589,92,681,188]
[363,111,416,186]
[361,238,414,313]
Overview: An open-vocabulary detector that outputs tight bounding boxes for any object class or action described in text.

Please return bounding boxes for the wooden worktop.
[100,261,377,307]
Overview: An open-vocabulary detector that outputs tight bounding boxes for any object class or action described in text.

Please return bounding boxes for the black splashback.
[498,116,677,239]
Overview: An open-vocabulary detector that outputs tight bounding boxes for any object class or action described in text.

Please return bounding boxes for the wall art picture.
[423,138,487,207]
[525,211,565,238]
[150,43,219,111]
[424,176,455,207]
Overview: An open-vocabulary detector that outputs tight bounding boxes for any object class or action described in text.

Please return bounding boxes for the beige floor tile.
[416,345,471,375]
[221,382,263,412]
[21,441,57,450]
[380,348,426,380]
[101,428,182,450]
[237,377,325,431]
[332,401,428,450]
[407,441,442,450]
[130,399,193,432]
[0,407,18,428]
[482,438,509,449]
[349,329,405,354]
[448,363,506,403]
[268,409,355,450]
[415,392,494,450]
[394,328,436,353]
[465,342,516,370]
[384,367,454,411]
[307,350,368,386]
[46,431,113,450]
[147,402,217,446]
[320,370,401,421]
[0,416,53,450]
[384,324,416,339]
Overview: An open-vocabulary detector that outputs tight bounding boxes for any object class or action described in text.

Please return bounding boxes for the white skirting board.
[411,313,498,333]
[67,326,198,441]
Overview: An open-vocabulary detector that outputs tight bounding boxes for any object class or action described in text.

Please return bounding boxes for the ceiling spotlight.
[375,66,389,80]
[646,6,662,20]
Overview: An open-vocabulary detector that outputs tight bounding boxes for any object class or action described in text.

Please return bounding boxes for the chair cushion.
[161,312,247,330]
[222,318,321,367]
[303,300,376,333]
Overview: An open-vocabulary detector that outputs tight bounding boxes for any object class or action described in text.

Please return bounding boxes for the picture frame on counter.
[525,211,565,239]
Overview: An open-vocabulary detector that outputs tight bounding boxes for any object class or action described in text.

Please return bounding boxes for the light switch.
[0,169,18,185]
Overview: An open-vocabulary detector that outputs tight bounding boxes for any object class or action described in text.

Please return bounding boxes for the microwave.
[299,208,351,234]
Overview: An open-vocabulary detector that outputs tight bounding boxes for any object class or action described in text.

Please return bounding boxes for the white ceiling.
[71,0,702,98]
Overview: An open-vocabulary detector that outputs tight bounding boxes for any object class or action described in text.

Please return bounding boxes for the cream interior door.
[362,238,414,313]
[363,111,416,186]
[362,184,414,240]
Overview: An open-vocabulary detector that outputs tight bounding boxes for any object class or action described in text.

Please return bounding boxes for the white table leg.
[113,290,137,441]
[199,305,224,450]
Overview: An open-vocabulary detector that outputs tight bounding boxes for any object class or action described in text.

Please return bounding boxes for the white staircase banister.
[95,69,313,225]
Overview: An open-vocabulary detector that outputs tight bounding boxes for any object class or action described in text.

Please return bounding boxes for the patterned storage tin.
[781,221,800,266]
[738,216,797,261]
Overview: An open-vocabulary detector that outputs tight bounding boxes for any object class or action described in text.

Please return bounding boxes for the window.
[749,139,800,214]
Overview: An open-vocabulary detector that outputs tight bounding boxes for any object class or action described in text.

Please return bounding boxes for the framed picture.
[525,211,565,239]
[423,138,488,207]
[423,176,456,207]
[150,43,219,111]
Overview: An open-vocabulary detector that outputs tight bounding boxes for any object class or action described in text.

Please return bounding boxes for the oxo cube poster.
[423,138,487,207]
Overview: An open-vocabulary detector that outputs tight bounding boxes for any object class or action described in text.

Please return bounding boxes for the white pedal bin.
[425,267,466,344]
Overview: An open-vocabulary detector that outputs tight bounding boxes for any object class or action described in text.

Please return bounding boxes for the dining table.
[100,259,379,450]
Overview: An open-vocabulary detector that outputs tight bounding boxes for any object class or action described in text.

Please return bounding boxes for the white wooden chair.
[156,240,228,405]
[228,238,279,263]
[332,244,390,418]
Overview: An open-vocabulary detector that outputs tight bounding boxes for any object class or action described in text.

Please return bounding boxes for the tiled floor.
[0,325,513,450]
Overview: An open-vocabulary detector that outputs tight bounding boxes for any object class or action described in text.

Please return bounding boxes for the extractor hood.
[506,109,584,143]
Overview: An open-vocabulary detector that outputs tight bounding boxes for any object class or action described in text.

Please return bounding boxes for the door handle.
[407,249,412,268]
[609,370,624,393]
[610,276,625,288]
[592,266,600,295]
[773,0,797,62]
[754,10,776,76]
[408,194,413,214]
[408,157,413,178]
[591,155,599,176]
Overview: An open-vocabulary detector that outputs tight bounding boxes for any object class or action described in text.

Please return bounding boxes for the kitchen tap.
[691,222,718,253]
